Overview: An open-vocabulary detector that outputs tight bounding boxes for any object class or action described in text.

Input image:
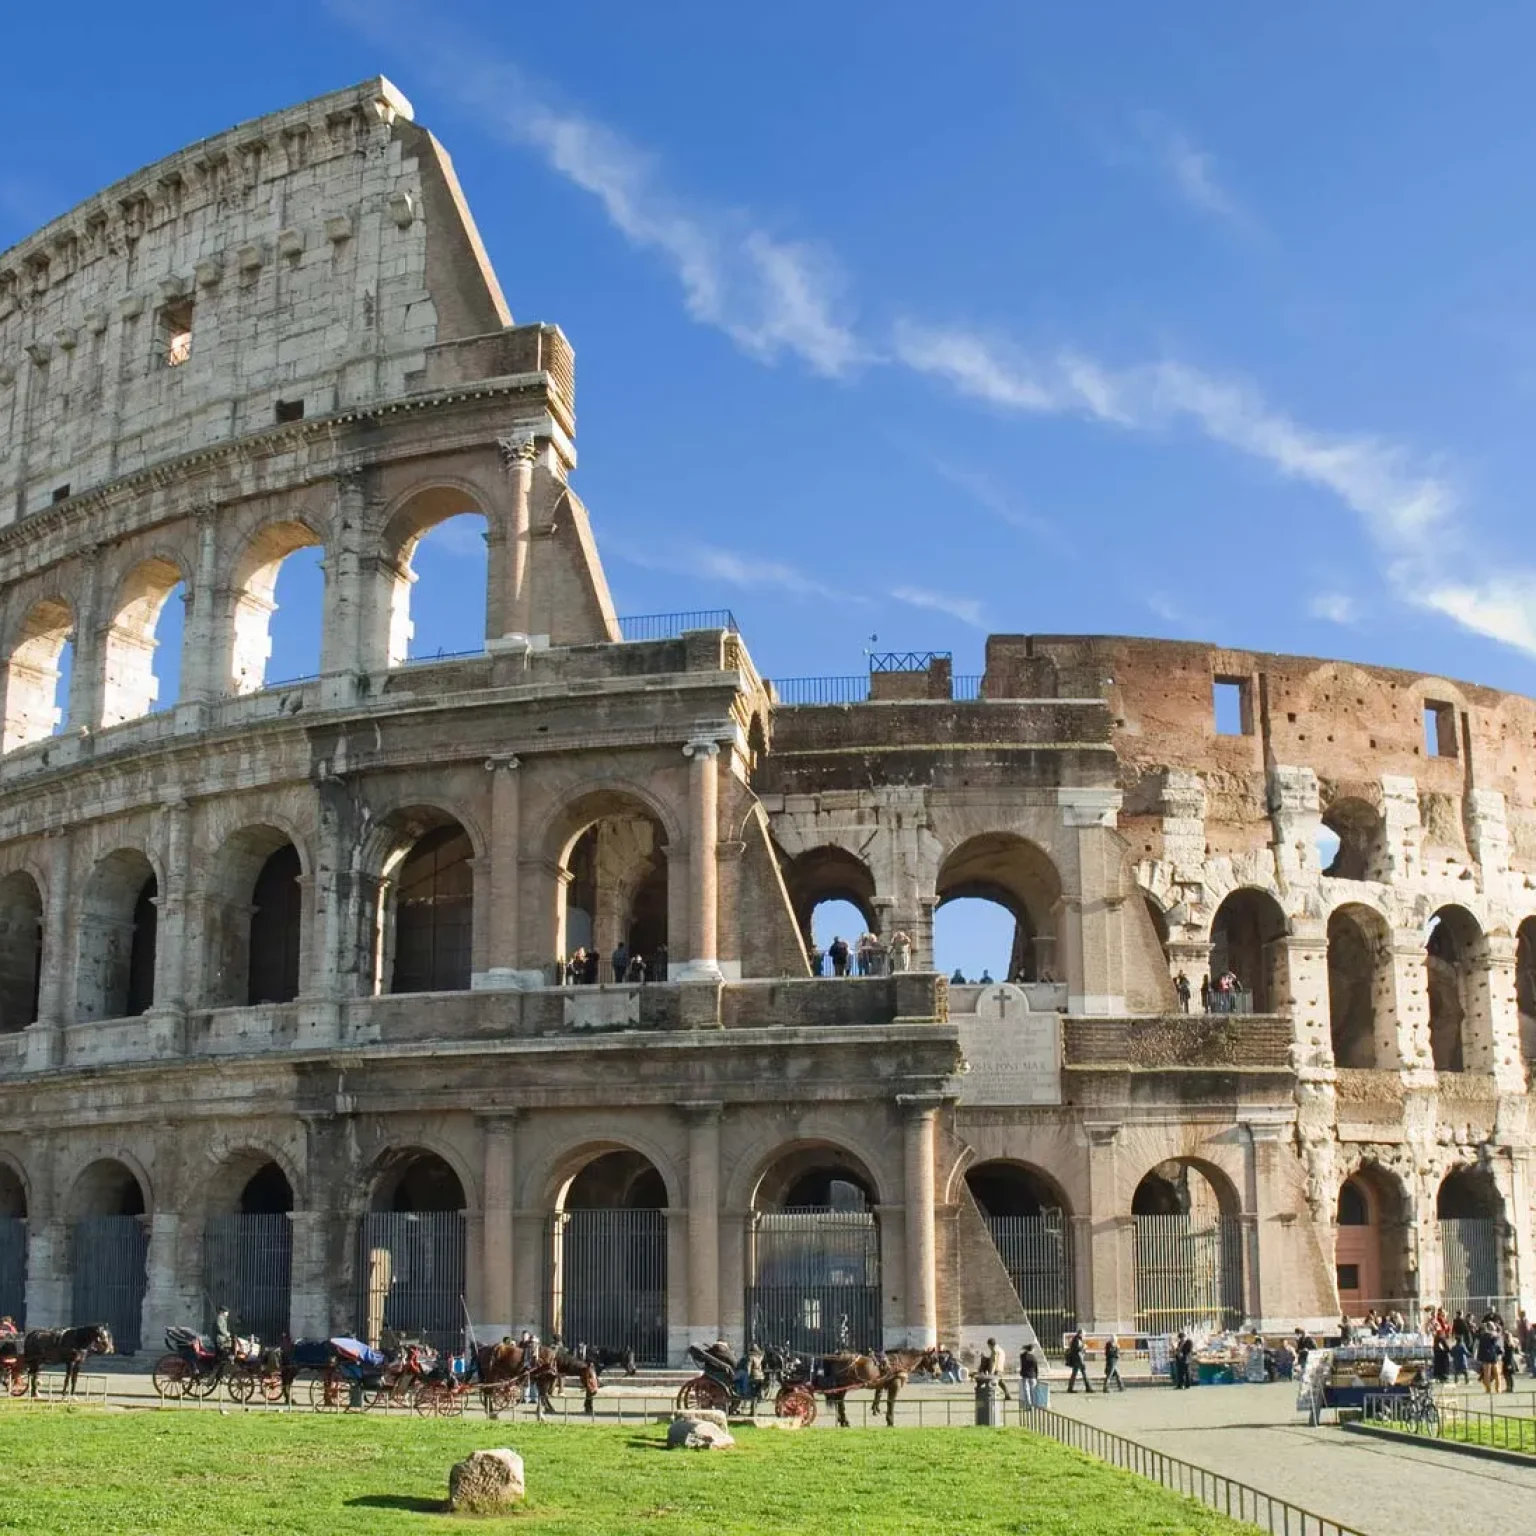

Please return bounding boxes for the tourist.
[1337,1315,1354,1344]
[828,935,850,976]
[1503,1329,1519,1393]
[1199,974,1211,1012]
[1175,1331,1194,1388]
[980,1336,1011,1400]
[652,942,668,981]
[889,930,913,973]
[1103,1334,1124,1392]
[1272,1339,1295,1380]
[1476,1321,1503,1393]
[950,968,967,985]
[1065,1329,1092,1394]
[1294,1327,1317,1368]
[610,941,628,984]
[938,1347,962,1384]
[1452,1309,1471,1353]
[1451,1334,1470,1384]
[625,951,646,983]
[582,948,600,985]
[1175,971,1192,1012]
[979,969,994,985]
[214,1305,233,1358]
[1432,1331,1451,1384]
[1020,1344,1040,1409]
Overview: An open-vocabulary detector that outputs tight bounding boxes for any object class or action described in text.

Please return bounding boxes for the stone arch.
[1319,796,1387,881]
[378,481,494,668]
[747,1139,884,1212]
[1327,901,1393,1068]
[227,518,327,694]
[204,1145,301,1218]
[66,1156,149,1221]
[1436,1163,1507,1312]
[964,1159,1072,1218]
[201,1147,296,1344]
[1131,1156,1244,1332]
[1131,1156,1241,1220]
[1208,886,1289,1012]
[1334,1162,1412,1315]
[0,1152,31,1217]
[1517,915,1536,1065]
[65,1155,150,1353]
[76,848,160,1020]
[0,870,43,1032]
[368,1147,471,1213]
[367,806,479,996]
[781,844,879,947]
[961,1158,1078,1341]
[935,832,1063,983]
[536,1135,683,1214]
[2,595,74,751]
[204,823,309,1007]
[100,554,189,726]
[1425,905,1488,1072]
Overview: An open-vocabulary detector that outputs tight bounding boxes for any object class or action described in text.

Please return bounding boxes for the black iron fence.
[203,1214,292,1347]
[1364,1391,1536,1456]
[72,1216,148,1354]
[618,610,739,642]
[1028,1406,1363,1535]
[0,1215,24,1326]
[356,1211,466,1357]
[747,1209,882,1354]
[771,676,871,706]
[1438,1219,1501,1314]
[985,1213,1077,1342]
[547,1209,668,1365]
[1133,1214,1244,1335]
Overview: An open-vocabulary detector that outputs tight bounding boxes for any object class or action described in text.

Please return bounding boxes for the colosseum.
[0,77,1531,1366]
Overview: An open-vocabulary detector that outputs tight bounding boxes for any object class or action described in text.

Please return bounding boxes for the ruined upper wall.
[0,78,514,523]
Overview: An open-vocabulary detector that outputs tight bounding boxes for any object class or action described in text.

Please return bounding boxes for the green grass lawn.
[0,1407,1258,1535]
[1364,1401,1536,1459]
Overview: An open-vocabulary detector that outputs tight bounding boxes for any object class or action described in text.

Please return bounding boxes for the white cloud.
[415,513,488,559]
[620,543,850,603]
[1309,592,1357,625]
[890,585,986,628]
[1134,114,1251,231]
[1421,578,1536,655]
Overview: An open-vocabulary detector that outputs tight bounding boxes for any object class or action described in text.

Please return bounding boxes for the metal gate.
[72,1216,148,1353]
[203,1214,292,1345]
[746,1209,882,1355]
[1134,1215,1243,1334]
[0,1216,25,1326]
[546,1209,667,1365]
[355,1211,465,1356]
[1439,1219,1502,1314]
[985,1213,1077,1342]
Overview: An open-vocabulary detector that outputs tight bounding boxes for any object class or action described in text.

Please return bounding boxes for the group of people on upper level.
[561,941,668,986]
[809,931,913,978]
[1174,970,1246,1014]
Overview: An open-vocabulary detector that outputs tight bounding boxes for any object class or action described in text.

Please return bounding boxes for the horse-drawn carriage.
[0,1337,26,1396]
[288,1335,448,1413]
[151,1327,280,1403]
[675,1344,818,1424]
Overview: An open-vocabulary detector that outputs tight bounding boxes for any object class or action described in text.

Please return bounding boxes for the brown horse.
[23,1324,114,1396]
[475,1341,599,1418]
[803,1346,942,1426]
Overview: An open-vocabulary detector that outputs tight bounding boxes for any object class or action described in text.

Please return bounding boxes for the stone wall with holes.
[0,76,516,522]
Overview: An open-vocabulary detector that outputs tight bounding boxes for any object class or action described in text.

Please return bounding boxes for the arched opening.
[379,817,474,995]
[0,872,42,1032]
[1334,1165,1412,1317]
[1517,916,1536,1066]
[0,1160,26,1328]
[2,597,74,751]
[1131,1159,1243,1333]
[77,851,157,1021]
[1208,887,1288,1013]
[100,558,187,726]
[781,846,879,973]
[229,522,326,693]
[554,794,670,982]
[1327,904,1392,1068]
[1425,905,1486,1073]
[68,1158,148,1353]
[935,833,1063,984]
[204,828,304,1008]
[358,1151,467,1354]
[1319,798,1386,882]
[964,1161,1076,1342]
[1437,1166,1507,1315]
[747,1144,881,1353]
[549,1149,668,1364]
[203,1156,293,1345]
[381,491,489,668]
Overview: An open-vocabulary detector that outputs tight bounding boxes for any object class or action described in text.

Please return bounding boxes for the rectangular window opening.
[1424,700,1457,758]
[159,298,193,367]
[1336,1264,1360,1291]
[1213,677,1252,736]
[51,484,70,504]
[274,398,304,423]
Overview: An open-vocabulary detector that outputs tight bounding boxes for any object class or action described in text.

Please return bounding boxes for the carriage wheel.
[225,1368,257,1405]
[775,1386,817,1427]
[309,1372,345,1413]
[676,1376,731,1413]
[151,1355,190,1400]
[258,1370,287,1404]
[412,1381,449,1418]
[484,1382,518,1416]
[7,1366,27,1399]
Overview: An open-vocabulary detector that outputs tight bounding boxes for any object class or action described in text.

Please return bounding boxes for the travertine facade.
[0,81,1529,1362]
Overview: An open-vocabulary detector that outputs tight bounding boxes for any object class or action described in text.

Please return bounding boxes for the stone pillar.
[287,1211,330,1339]
[140,1212,185,1350]
[684,1104,722,1343]
[1084,1123,1133,1334]
[1243,1119,1294,1328]
[665,1207,690,1364]
[676,738,721,980]
[176,506,221,727]
[25,830,71,1068]
[494,437,538,645]
[318,470,370,707]
[480,1113,516,1333]
[719,1208,747,1350]
[1476,934,1524,1090]
[65,544,102,732]
[24,1217,66,1326]
[1275,925,1329,1069]
[152,797,192,1013]
[1060,795,1126,1015]
[511,1209,543,1341]
[900,1097,939,1348]
[1387,929,1434,1076]
[474,757,539,989]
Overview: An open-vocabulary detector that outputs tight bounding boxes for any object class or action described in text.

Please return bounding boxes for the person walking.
[889,930,913,973]
[1451,1334,1470,1384]
[1432,1332,1451,1384]
[1476,1323,1503,1393]
[1065,1329,1092,1394]
[1199,974,1211,1012]
[828,936,850,977]
[1020,1344,1040,1409]
[980,1336,1011,1400]
[610,940,629,984]
[1175,972,1192,1012]
[1503,1329,1519,1393]
[1174,1332,1194,1389]
[1103,1334,1124,1392]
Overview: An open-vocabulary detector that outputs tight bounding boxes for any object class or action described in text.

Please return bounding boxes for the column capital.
[498,433,540,468]
[484,754,522,773]
[896,1092,944,1120]
[476,1108,522,1129]
[680,1100,724,1125]
[683,737,721,760]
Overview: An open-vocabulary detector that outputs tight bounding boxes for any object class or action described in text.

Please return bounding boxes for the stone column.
[490,436,546,649]
[480,1113,517,1333]
[318,470,371,707]
[1084,1123,1132,1333]
[24,1217,66,1326]
[175,506,221,728]
[900,1096,939,1348]
[65,544,102,732]
[152,797,192,1013]
[676,738,721,980]
[140,1212,185,1350]
[287,1210,330,1339]
[1476,934,1524,1090]
[1275,925,1329,1068]
[475,757,538,989]
[25,830,71,1068]
[684,1103,722,1343]
[1386,929,1434,1076]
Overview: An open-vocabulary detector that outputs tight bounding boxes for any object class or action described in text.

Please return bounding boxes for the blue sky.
[9,3,1536,976]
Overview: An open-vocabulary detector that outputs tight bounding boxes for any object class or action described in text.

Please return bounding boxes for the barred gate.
[546,1209,667,1364]
[355,1212,465,1356]
[1439,1219,1501,1314]
[985,1214,1077,1341]
[1133,1215,1243,1334]
[72,1216,148,1353]
[746,1209,882,1354]
[0,1215,25,1326]
[203,1214,292,1345]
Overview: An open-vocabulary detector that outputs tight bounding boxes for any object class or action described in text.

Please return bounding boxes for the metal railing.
[617,610,738,642]
[1028,1406,1363,1535]
[953,674,984,700]
[1363,1391,1536,1456]
[399,646,487,667]
[869,650,950,672]
[772,676,871,706]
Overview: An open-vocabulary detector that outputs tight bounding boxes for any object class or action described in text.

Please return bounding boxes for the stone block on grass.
[668,1416,735,1450]
[448,1448,525,1513]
